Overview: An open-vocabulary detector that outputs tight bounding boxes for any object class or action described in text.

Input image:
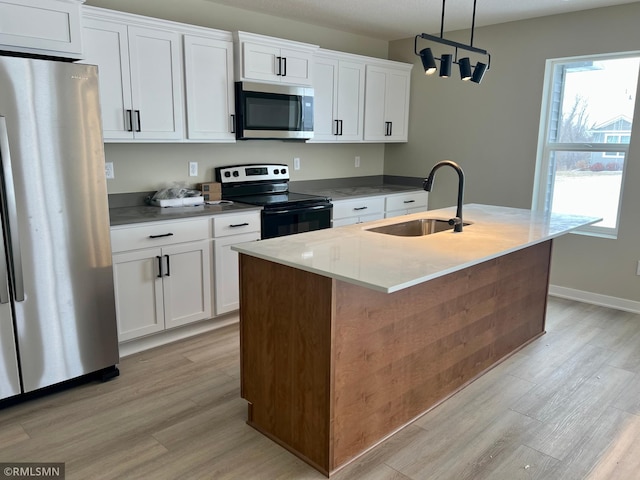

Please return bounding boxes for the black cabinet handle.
[339,119,343,136]
[126,109,133,132]
[276,56,282,76]
[403,200,416,204]
[164,254,170,277]
[282,57,287,76]
[229,223,250,228]
[149,233,174,239]
[385,121,393,136]
[334,119,340,136]
[135,110,141,132]
[156,256,163,278]
[353,206,368,211]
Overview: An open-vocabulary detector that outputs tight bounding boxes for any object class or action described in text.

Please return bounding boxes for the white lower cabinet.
[332,196,385,227]
[385,191,429,218]
[212,211,261,315]
[111,218,211,342]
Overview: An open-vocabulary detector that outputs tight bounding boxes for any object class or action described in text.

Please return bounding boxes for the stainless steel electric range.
[215,164,332,239]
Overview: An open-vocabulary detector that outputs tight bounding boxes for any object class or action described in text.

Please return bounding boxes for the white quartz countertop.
[232,204,600,293]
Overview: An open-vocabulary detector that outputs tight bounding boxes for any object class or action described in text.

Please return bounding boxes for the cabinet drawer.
[111,218,209,253]
[212,211,261,237]
[332,196,385,220]
[385,191,428,212]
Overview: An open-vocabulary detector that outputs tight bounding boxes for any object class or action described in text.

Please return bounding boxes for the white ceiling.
[203,0,639,41]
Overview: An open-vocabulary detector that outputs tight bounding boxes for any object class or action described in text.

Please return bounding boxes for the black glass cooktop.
[230,191,330,208]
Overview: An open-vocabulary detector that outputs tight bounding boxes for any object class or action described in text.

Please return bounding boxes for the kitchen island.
[233,204,599,476]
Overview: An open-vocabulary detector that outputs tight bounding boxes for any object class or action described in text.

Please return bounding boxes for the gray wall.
[386,3,640,302]
[86,0,640,304]
[84,0,389,193]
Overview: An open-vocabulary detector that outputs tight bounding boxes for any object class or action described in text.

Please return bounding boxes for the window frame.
[532,52,640,239]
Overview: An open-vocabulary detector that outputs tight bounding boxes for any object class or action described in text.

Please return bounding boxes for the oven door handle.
[263,204,333,216]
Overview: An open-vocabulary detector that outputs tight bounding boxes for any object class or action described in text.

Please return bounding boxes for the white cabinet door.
[278,47,313,85]
[241,41,313,86]
[364,64,411,142]
[336,60,365,141]
[312,57,339,141]
[162,240,212,329]
[242,42,281,83]
[0,0,83,59]
[312,56,364,142]
[183,35,235,141]
[81,18,133,139]
[112,248,164,342]
[82,16,184,141]
[213,232,260,315]
[128,25,184,140]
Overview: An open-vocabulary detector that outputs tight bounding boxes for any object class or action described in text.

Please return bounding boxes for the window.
[532,53,640,237]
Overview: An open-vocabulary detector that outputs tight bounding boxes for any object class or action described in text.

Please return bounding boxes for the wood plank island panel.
[239,240,552,476]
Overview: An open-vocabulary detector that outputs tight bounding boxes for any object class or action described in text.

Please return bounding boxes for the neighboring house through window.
[532,54,640,237]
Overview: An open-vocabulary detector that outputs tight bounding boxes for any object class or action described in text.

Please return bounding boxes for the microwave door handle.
[0,117,25,302]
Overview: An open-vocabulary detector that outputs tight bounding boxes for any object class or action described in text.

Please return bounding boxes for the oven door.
[261,203,332,239]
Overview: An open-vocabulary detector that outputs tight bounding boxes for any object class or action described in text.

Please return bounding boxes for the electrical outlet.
[189,162,198,177]
[636,260,640,276]
[105,162,114,180]
[294,157,300,170]
[355,156,361,168]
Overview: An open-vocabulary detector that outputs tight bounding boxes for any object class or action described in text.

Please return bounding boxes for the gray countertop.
[109,202,261,226]
[109,181,423,226]
[294,184,421,200]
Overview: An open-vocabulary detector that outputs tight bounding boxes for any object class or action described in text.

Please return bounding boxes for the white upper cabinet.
[81,7,184,141]
[312,50,365,143]
[183,34,235,142]
[234,31,318,86]
[364,62,412,142]
[0,0,84,59]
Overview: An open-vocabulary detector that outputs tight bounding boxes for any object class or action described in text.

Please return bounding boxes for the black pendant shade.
[414,0,491,84]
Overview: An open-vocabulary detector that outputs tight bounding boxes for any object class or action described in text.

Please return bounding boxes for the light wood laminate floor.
[1,297,639,479]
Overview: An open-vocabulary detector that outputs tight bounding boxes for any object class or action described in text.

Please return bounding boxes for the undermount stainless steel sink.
[365,218,470,237]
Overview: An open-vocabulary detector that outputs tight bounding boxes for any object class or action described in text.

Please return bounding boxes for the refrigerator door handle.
[0,217,9,304]
[0,116,25,302]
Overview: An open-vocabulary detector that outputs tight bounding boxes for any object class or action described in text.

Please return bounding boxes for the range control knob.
[273,168,279,175]
[224,171,231,178]
[280,168,287,175]
[232,171,239,177]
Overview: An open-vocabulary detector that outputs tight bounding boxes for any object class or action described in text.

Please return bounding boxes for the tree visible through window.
[532,54,640,237]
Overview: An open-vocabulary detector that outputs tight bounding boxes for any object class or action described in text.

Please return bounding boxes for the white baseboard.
[118,313,239,358]
[549,285,640,314]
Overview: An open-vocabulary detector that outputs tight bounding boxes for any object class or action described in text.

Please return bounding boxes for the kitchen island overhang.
[234,204,600,476]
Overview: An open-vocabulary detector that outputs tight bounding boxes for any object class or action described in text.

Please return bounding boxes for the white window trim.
[532,52,640,239]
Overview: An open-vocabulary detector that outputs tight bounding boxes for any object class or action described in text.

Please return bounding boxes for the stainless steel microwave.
[234,82,314,140]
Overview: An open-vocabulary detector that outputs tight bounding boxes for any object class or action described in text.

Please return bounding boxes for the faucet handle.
[448,217,462,226]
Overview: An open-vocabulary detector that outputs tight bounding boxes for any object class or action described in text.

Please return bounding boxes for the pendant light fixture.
[414,0,491,84]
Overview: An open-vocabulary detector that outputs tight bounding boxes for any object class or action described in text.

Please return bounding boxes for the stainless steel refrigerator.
[0,56,119,402]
